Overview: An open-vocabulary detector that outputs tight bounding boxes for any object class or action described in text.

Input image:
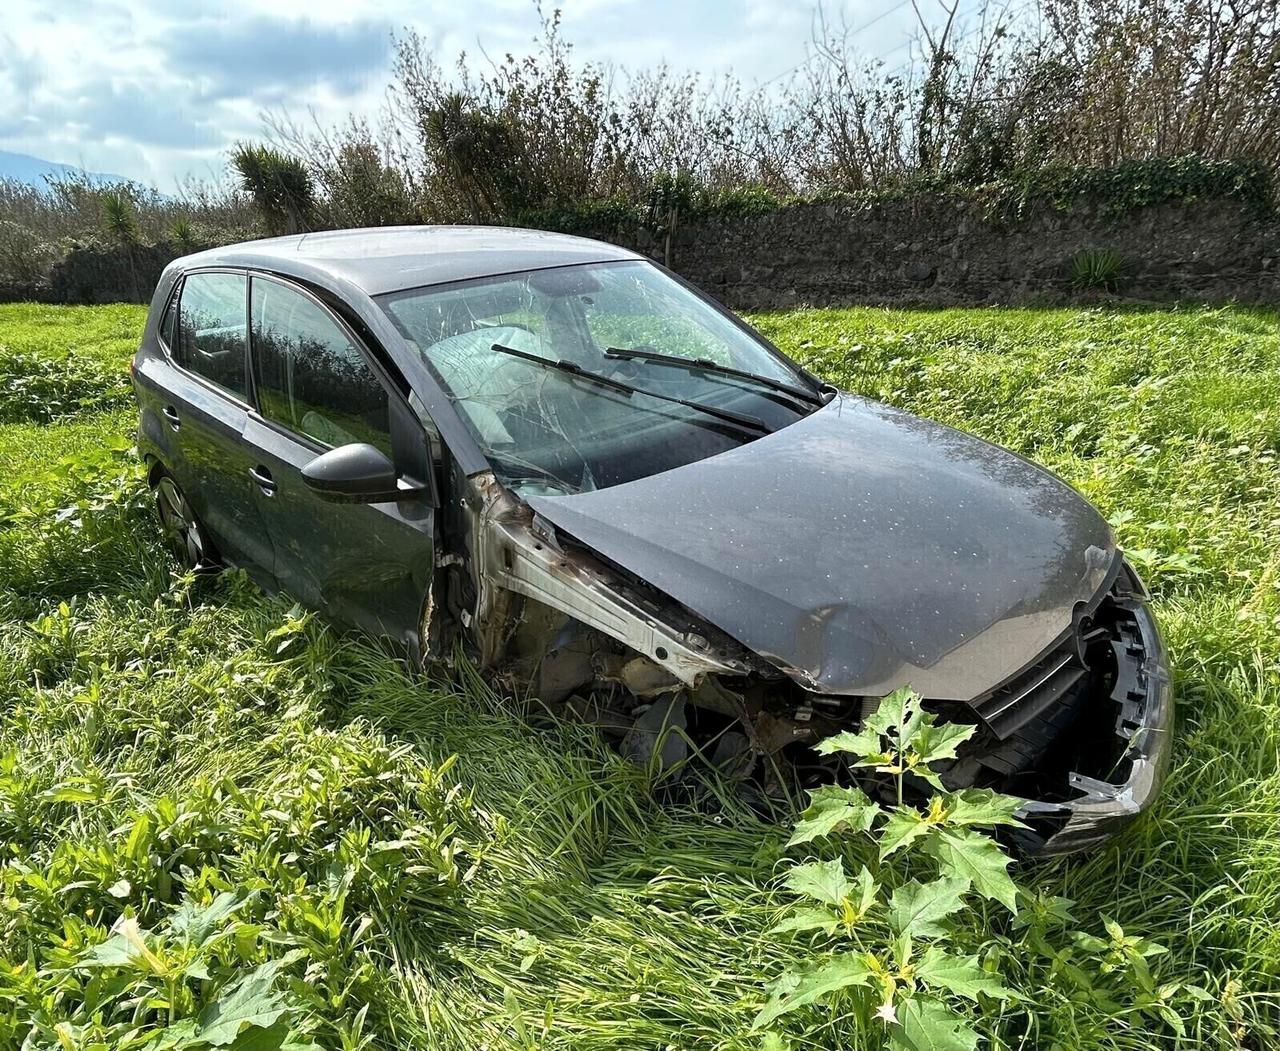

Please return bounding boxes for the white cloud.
[1,0,988,187]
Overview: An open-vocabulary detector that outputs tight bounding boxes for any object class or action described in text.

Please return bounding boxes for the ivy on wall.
[518,156,1277,239]
[987,157,1276,219]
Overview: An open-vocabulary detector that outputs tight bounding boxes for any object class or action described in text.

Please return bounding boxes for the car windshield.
[379,260,821,496]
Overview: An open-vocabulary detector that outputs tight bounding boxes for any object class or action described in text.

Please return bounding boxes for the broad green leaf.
[777,865,879,931]
[195,960,290,1046]
[913,946,1011,1001]
[769,906,843,936]
[814,726,883,760]
[810,782,876,811]
[889,997,979,1051]
[908,763,947,792]
[143,1019,199,1050]
[887,877,969,939]
[49,785,100,803]
[77,916,165,973]
[77,932,137,969]
[1155,1002,1186,1038]
[851,751,898,771]
[866,686,925,740]
[925,829,1018,913]
[225,1019,302,1051]
[222,1019,325,1051]
[123,812,152,862]
[788,784,881,846]
[751,952,874,1029]
[783,859,849,907]
[170,890,253,948]
[280,1035,325,1051]
[892,930,914,969]
[852,865,878,918]
[908,719,976,768]
[878,808,931,860]
[940,789,1025,829]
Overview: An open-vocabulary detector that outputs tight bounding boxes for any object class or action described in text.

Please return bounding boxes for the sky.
[2,0,975,191]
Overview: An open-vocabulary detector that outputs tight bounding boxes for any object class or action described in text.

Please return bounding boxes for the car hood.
[525,394,1116,701]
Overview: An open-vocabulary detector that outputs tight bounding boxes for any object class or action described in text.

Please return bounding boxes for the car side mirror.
[301,443,425,503]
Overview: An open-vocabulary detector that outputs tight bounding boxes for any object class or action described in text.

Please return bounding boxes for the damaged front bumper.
[453,472,1172,856]
[1011,583,1173,856]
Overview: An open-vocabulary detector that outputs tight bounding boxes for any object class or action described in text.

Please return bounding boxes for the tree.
[99,190,141,301]
[230,144,314,236]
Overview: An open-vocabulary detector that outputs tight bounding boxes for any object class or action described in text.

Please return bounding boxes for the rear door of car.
[159,269,276,578]
[133,281,189,480]
[241,272,436,650]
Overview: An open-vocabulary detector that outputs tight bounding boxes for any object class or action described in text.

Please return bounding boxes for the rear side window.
[160,285,179,349]
[250,278,392,454]
[175,272,248,400]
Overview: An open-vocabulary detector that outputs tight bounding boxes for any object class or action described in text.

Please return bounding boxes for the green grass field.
[1,300,1278,1049]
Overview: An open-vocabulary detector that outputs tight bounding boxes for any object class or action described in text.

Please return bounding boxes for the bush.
[1070,247,1132,292]
[757,688,1185,1047]
[0,218,61,289]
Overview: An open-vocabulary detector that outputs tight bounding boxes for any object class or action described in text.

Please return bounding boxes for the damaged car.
[131,226,1172,854]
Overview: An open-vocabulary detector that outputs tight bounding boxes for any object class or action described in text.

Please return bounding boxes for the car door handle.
[162,405,181,430]
[249,466,277,495]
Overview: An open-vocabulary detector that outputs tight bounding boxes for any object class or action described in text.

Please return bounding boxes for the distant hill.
[0,150,131,190]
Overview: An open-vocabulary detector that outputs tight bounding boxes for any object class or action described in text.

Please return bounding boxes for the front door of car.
[241,274,436,649]
[166,270,276,580]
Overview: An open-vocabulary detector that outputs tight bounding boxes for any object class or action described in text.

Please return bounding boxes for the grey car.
[130,226,1172,854]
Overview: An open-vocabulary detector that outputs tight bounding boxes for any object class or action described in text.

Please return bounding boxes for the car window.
[580,271,750,373]
[176,272,248,400]
[382,278,550,353]
[160,285,180,350]
[250,278,392,455]
[381,260,818,496]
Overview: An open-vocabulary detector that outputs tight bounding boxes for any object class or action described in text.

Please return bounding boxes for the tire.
[153,472,219,572]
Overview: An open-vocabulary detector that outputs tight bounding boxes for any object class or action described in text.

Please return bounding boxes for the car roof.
[171,225,644,296]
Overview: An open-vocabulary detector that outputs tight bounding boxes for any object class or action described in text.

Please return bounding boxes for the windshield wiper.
[603,346,823,406]
[490,343,769,434]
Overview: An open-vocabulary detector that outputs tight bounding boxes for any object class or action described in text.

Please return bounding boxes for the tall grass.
[0,302,1277,1047]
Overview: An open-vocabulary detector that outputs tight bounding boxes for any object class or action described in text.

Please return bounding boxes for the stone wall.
[0,240,180,306]
[4,195,1277,308]
[48,241,180,305]
[576,195,1279,308]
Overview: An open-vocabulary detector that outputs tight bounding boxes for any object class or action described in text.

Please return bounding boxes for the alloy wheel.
[155,476,210,570]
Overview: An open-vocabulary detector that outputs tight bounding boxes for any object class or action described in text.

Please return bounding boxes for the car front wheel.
[154,473,218,572]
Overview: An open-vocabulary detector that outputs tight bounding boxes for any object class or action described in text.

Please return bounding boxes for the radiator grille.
[968,634,1093,776]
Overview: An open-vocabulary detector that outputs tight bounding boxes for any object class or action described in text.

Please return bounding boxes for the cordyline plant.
[754,686,1024,1050]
